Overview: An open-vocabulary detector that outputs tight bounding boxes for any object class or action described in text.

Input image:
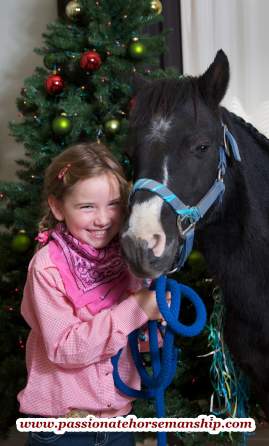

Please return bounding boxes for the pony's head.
[121,50,230,277]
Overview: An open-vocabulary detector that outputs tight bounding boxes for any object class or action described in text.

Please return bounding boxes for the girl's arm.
[22,266,149,369]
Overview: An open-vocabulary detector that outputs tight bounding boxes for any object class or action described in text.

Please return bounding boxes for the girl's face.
[49,172,124,249]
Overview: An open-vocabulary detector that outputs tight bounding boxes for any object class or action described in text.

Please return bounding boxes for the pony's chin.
[126,254,169,279]
[121,234,179,278]
[127,244,179,279]
[129,268,162,280]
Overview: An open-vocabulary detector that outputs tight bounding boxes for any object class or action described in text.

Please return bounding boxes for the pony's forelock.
[130,77,195,128]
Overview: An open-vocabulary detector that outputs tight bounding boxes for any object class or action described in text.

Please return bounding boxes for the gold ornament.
[65,1,82,20]
[150,0,163,15]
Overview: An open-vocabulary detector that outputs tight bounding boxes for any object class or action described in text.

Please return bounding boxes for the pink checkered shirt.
[17,245,148,417]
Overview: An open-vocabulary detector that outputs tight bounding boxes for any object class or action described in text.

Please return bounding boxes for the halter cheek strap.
[130,125,240,271]
[223,123,241,162]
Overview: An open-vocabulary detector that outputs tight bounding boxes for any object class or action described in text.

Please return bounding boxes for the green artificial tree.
[0,1,252,444]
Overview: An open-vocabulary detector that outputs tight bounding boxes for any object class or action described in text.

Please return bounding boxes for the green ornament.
[104,119,121,136]
[128,40,146,60]
[11,231,31,253]
[52,115,72,136]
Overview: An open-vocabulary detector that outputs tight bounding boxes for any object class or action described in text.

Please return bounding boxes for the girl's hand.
[132,288,171,321]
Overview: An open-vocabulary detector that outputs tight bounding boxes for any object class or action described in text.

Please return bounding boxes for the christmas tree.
[0,0,170,436]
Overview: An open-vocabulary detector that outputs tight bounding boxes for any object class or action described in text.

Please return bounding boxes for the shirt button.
[105,372,110,376]
[107,403,111,408]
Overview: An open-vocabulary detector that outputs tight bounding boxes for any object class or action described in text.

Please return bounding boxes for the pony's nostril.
[148,234,159,250]
[148,233,166,257]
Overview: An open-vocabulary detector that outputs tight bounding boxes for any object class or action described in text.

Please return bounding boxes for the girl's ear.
[48,195,64,221]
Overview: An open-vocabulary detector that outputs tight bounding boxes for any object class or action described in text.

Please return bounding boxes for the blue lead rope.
[112,276,207,446]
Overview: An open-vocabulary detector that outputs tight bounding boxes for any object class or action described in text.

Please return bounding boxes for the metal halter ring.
[176,213,196,239]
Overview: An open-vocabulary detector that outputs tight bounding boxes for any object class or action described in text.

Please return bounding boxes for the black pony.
[121,50,269,417]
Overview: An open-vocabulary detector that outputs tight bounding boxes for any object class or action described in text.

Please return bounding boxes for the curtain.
[180,0,269,137]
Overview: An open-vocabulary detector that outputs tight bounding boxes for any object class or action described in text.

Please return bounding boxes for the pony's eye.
[197,144,209,153]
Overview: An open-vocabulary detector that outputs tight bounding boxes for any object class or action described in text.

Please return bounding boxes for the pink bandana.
[49,224,140,314]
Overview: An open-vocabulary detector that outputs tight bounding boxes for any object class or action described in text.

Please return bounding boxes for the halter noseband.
[130,124,241,272]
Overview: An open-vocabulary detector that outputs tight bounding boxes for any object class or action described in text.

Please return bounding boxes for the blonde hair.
[38,142,128,241]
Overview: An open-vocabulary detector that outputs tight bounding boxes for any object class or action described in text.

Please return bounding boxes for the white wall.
[0,0,57,181]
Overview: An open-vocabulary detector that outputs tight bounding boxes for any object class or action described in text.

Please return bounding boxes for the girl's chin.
[86,231,113,247]
[78,238,107,249]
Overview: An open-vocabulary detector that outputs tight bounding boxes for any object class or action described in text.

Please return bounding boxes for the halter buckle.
[177,214,196,239]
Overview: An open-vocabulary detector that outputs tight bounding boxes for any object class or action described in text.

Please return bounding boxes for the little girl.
[17,142,163,446]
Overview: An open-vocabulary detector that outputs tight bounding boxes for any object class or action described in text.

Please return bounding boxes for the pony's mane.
[224,108,269,150]
[130,77,195,127]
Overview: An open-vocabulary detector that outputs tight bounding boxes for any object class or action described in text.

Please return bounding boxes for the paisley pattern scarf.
[49,224,138,314]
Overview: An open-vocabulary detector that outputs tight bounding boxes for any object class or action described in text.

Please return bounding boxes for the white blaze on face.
[123,114,171,257]
[147,116,172,144]
[163,156,168,186]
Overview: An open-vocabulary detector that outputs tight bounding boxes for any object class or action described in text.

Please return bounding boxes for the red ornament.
[44,74,64,95]
[80,51,102,71]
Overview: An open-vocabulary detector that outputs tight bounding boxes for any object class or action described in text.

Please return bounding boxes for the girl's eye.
[109,202,120,207]
[80,205,94,209]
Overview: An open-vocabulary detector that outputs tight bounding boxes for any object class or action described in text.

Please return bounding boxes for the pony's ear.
[131,73,150,94]
[197,50,230,108]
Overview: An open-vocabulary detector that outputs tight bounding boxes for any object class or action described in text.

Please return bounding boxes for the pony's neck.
[197,107,269,275]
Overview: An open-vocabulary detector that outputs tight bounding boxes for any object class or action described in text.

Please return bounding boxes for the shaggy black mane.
[226,109,269,150]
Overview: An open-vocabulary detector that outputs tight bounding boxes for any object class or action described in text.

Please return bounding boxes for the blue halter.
[130,124,241,271]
